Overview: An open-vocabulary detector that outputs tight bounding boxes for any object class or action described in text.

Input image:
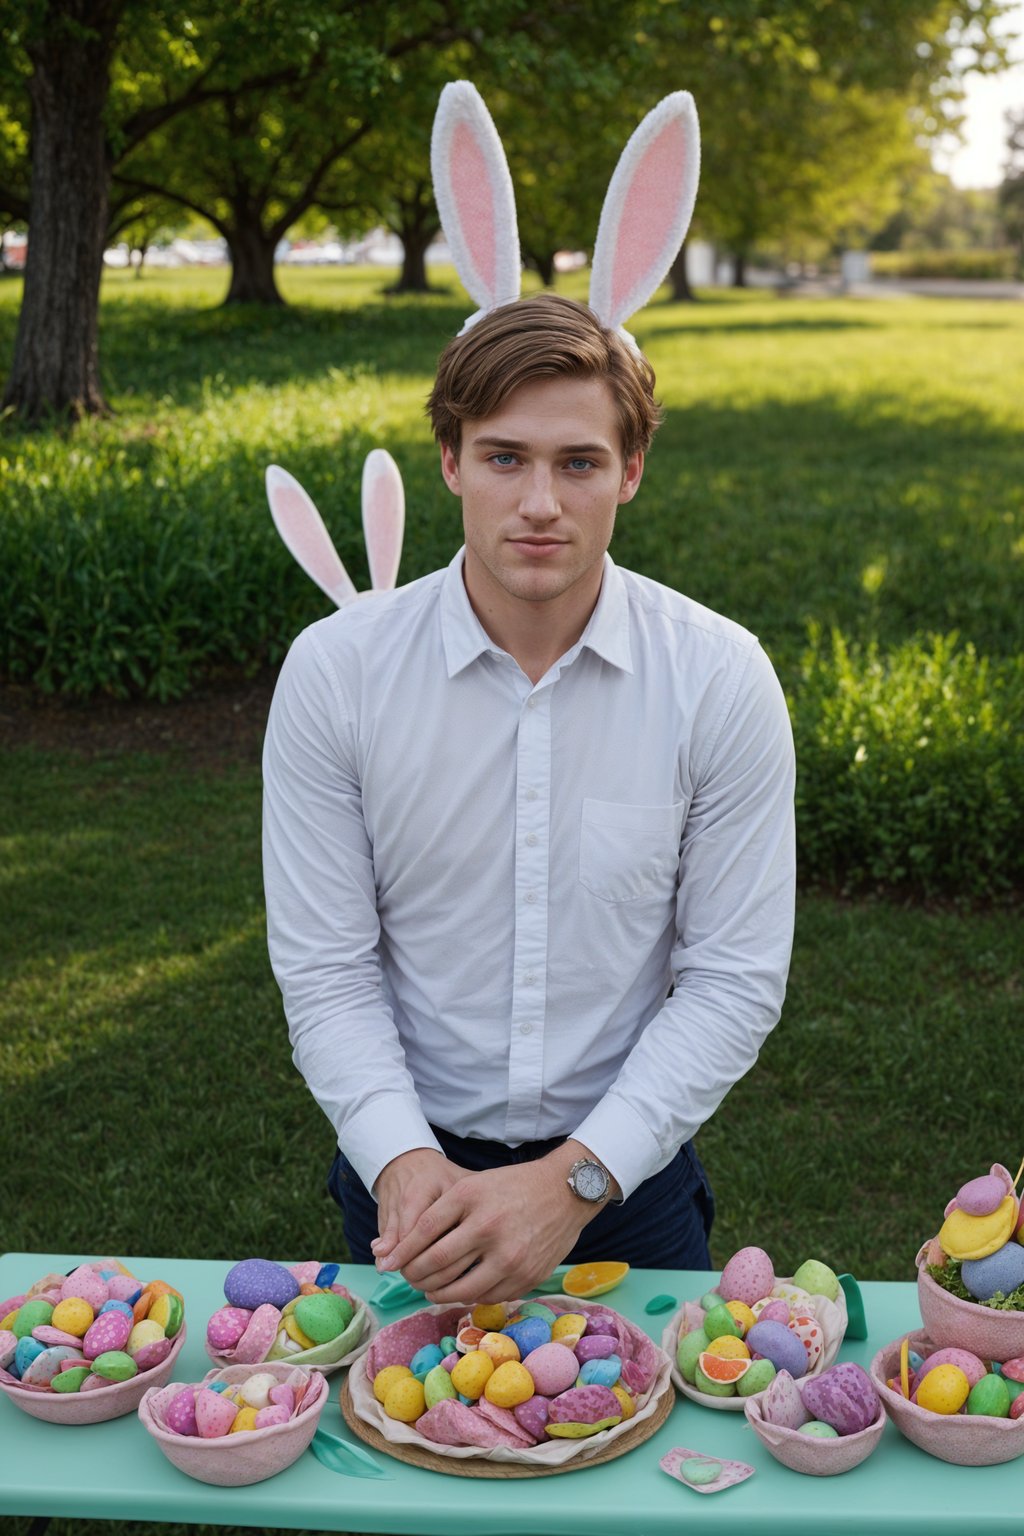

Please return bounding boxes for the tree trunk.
[532,251,556,287]
[388,227,433,293]
[224,218,283,305]
[2,2,121,422]
[732,251,748,288]
[669,239,695,301]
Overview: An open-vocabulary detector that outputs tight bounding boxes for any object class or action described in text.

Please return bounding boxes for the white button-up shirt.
[263,550,795,1199]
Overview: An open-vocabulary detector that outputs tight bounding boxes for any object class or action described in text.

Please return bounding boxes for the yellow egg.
[916,1363,971,1415]
[282,1314,316,1350]
[471,1303,508,1331]
[938,1197,1016,1260]
[478,1330,520,1366]
[0,1310,18,1332]
[373,1364,414,1404]
[484,1361,535,1408]
[704,1335,751,1361]
[51,1298,94,1338]
[724,1300,757,1336]
[229,1405,260,1433]
[126,1319,165,1357]
[450,1349,494,1400]
[550,1313,587,1345]
[383,1376,426,1423]
[611,1386,636,1420]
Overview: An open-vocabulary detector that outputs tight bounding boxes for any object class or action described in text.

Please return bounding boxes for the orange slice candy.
[561,1261,630,1298]
[698,1351,751,1384]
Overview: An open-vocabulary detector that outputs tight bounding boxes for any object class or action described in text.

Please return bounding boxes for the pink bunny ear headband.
[265,451,404,607]
[431,80,700,350]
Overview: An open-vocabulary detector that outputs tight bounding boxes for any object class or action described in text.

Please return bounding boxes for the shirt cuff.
[339,1093,445,1196]
[570,1095,666,1202]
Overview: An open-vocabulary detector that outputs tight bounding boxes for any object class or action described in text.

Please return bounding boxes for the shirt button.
[525,788,538,802]
[526,696,538,709]
[525,832,538,847]
[524,891,537,904]
[520,1021,533,1035]
[524,971,537,984]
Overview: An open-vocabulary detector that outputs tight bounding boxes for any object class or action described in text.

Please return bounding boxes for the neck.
[463,554,604,685]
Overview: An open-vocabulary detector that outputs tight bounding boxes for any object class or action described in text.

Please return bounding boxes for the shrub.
[791,628,1024,895]
[869,249,1017,281]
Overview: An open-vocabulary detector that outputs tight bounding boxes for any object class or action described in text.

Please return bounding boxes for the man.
[263,291,796,1303]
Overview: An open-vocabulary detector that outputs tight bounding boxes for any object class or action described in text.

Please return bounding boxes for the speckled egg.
[514,1393,551,1438]
[968,1374,1011,1417]
[747,1319,808,1378]
[206,1305,251,1354]
[83,1309,132,1359]
[521,1341,580,1397]
[450,1349,494,1401]
[760,1369,809,1429]
[547,1384,621,1425]
[676,1327,710,1384]
[13,1299,53,1339]
[914,1347,987,1390]
[294,1291,352,1344]
[954,1170,1013,1216]
[165,1385,199,1436]
[224,1258,300,1311]
[61,1266,109,1312]
[479,1331,520,1366]
[424,1363,458,1408]
[196,1386,239,1437]
[550,1313,587,1346]
[502,1316,550,1356]
[578,1355,621,1388]
[962,1241,1024,1302]
[484,1361,535,1408]
[915,1363,971,1415]
[719,1247,775,1307]
[574,1333,618,1363]
[752,1298,790,1326]
[787,1314,824,1373]
[383,1375,426,1422]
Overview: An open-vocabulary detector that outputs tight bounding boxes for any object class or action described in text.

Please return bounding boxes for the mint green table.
[0,1253,1019,1533]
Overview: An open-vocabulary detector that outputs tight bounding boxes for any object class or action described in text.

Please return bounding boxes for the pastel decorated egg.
[50,1298,92,1337]
[719,1247,775,1307]
[724,1300,757,1336]
[516,1302,558,1326]
[547,1384,621,1425]
[914,1363,971,1415]
[703,1303,743,1342]
[514,1393,551,1438]
[676,1327,710,1384]
[132,1335,173,1372]
[939,1198,1017,1262]
[550,1313,587,1346]
[383,1375,426,1422]
[546,1415,621,1438]
[746,1319,808,1378]
[13,1299,54,1339]
[196,1386,239,1437]
[478,1331,520,1366]
[450,1350,494,1401]
[127,1319,165,1358]
[424,1363,458,1408]
[0,1329,17,1370]
[224,1258,300,1311]
[790,1259,840,1302]
[484,1361,535,1408]
[574,1333,618,1363]
[787,1314,824,1373]
[968,1374,1011,1417]
[760,1369,810,1429]
[410,1343,446,1381]
[50,1365,91,1394]
[502,1316,550,1356]
[147,1292,184,1337]
[165,1385,199,1436]
[91,1349,138,1382]
[578,1355,621,1388]
[801,1361,879,1435]
[373,1364,413,1403]
[294,1291,352,1344]
[83,1309,132,1359]
[799,1421,839,1439]
[520,1341,580,1397]
[206,1305,251,1354]
[736,1357,777,1397]
[238,1370,279,1409]
[254,1403,291,1429]
[61,1266,109,1312]
[21,1345,81,1387]
[14,1336,46,1376]
[962,1241,1024,1302]
[913,1347,987,1390]
[471,1303,508,1331]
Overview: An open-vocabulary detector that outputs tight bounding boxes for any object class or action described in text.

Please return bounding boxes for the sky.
[935,1,1024,186]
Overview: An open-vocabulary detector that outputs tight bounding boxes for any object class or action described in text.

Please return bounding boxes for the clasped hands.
[370,1142,608,1304]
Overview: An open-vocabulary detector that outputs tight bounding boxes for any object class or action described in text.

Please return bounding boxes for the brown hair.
[427,292,662,460]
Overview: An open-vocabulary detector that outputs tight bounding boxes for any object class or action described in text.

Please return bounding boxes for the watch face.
[574,1162,608,1201]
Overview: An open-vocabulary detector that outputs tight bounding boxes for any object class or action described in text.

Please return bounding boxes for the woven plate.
[340,1373,674,1478]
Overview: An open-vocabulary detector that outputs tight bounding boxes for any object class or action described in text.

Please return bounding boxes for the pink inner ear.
[366,508,401,589]
[273,483,346,587]
[611,116,688,320]
[451,121,497,295]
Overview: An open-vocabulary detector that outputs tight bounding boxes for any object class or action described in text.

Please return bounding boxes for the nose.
[518,464,559,522]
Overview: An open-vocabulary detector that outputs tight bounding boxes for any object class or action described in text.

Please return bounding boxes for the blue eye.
[568,458,595,472]
[490,453,517,467]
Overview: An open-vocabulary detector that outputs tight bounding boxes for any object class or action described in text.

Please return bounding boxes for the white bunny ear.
[266,464,357,608]
[431,80,521,331]
[361,449,404,592]
[589,92,700,335]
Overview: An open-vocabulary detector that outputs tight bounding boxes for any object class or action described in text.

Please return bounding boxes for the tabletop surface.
[0,1251,1019,1534]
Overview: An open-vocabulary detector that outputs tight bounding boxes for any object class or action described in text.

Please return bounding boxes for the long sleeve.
[571,642,796,1197]
[262,626,442,1193]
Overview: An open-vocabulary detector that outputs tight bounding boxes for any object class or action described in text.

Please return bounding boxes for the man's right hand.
[371,1148,467,1269]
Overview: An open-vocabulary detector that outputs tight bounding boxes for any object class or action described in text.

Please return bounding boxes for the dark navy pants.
[327,1126,715,1271]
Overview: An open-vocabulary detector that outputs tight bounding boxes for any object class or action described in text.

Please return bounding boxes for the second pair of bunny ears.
[431,81,700,344]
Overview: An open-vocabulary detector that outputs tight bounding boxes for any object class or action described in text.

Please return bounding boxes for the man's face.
[440,375,643,616]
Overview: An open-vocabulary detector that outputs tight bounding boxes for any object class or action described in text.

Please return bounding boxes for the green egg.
[91,1350,137,1382]
[13,1299,53,1339]
[703,1303,742,1341]
[694,1363,736,1397]
[676,1327,710,1384]
[736,1357,777,1397]
[51,1366,91,1393]
[699,1291,722,1312]
[681,1457,722,1485]
[791,1260,840,1302]
[424,1363,458,1408]
[1004,1378,1024,1406]
[295,1291,353,1344]
[799,1421,839,1438]
[968,1374,1011,1417]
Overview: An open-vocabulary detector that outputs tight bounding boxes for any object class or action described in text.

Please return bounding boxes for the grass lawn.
[1,267,1021,1536]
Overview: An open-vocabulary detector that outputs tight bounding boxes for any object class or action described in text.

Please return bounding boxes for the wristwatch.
[567,1158,623,1205]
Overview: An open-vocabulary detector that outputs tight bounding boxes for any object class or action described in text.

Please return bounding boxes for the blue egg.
[962,1242,1024,1303]
[458,1392,474,1405]
[578,1354,622,1388]
[14,1336,46,1379]
[315,1263,341,1289]
[410,1343,445,1381]
[503,1317,550,1356]
[439,1335,458,1355]
[99,1300,135,1318]
[208,1380,231,1394]
[908,1349,925,1374]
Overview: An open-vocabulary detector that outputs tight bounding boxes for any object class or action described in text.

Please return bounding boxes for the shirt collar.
[440,548,633,679]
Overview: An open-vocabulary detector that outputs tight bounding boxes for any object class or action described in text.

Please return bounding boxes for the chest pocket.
[579,799,685,903]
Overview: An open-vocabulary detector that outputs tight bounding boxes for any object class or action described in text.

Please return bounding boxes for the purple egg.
[956,1173,1008,1216]
[514,1393,550,1439]
[801,1362,879,1436]
[747,1320,808,1379]
[547,1384,620,1424]
[575,1333,618,1363]
[224,1258,299,1311]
